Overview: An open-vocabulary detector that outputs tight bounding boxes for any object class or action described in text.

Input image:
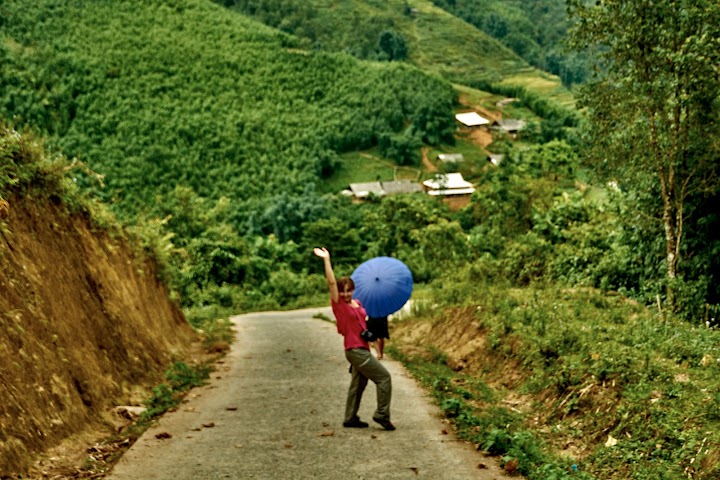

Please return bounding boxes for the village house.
[381,180,423,195]
[342,174,475,212]
[422,172,475,211]
[346,181,384,198]
[454,111,490,128]
[422,172,475,196]
[437,153,464,163]
[491,118,526,136]
[345,179,422,199]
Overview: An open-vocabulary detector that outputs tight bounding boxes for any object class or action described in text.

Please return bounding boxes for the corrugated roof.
[455,112,490,127]
[381,180,422,195]
[422,173,473,190]
[349,182,384,198]
[437,153,465,162]
[426,187,476,196]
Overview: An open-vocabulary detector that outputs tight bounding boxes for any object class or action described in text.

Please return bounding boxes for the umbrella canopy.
[351,257,413,317]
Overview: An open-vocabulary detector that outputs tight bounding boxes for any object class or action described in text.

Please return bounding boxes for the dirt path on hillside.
[467,128,494,148]
[107,308,514,479]
[455,94,498,149]
[421,147,437,172]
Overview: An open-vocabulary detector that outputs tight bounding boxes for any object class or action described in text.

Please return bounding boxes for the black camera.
[360,329,376,342]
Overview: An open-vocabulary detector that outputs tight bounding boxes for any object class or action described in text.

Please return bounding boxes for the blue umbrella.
[351,257,413,317]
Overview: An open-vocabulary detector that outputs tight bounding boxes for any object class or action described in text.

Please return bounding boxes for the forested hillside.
[220,0,575,106]
[429,0,590,87]
[0,0,583,315]
[0,0,454,222]
[0,0,460,310]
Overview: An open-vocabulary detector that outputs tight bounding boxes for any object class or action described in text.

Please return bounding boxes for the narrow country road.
[108,308,512,479]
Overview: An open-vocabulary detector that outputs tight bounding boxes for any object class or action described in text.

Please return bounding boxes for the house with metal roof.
[491,119,526,134]
[381,180,423,195]
[348,182,384,198]
[346,180,422,199]
[437,153,465,163]
[422,173,475,196]
[455,112,490,127]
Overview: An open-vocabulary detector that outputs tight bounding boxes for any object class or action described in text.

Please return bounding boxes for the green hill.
[0,0,455,228]
[221,0,575,107]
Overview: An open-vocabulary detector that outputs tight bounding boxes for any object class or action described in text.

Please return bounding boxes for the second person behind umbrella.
[366,315,389,360]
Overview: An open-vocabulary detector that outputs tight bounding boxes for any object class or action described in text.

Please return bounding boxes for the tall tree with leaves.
[568,0,720,309]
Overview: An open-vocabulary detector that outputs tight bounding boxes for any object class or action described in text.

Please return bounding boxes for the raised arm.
[313,247,339,303]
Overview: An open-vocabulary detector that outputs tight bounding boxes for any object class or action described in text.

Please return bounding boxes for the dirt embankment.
[392,307,503,379]
[0,196,199,476]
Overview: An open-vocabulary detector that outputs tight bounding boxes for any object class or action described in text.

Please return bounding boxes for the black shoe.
[373,417,396,431]
[343,417,369,428]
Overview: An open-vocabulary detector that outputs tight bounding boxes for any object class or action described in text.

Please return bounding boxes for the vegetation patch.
[140,362,211,421]
[391,286,720,479]
[65,362,212,478]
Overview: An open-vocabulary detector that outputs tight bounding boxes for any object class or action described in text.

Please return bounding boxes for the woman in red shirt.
[314,247,395,430]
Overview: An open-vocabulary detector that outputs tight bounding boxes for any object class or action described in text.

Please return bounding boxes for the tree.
[378,30,408,61]
[568,0,720,309]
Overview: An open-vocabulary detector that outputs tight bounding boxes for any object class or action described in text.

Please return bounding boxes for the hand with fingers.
[313,247,330,259]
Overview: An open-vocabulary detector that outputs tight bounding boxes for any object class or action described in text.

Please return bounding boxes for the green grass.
[393,283,720,479]
[184,305,236,351]
[389,342,591,479]
[408,2,528,81]
[318,149,422,194]
[498,71,576,108]
[425,138,493,182]
[428,138,488,163]
[453,83,508,114]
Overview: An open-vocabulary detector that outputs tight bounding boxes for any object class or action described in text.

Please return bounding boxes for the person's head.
[337,277,355,303]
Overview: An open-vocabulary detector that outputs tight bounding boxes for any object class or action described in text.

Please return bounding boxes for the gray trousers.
[344,348,392,423]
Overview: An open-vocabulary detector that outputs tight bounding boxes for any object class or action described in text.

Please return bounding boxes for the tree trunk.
[661,191,679,309]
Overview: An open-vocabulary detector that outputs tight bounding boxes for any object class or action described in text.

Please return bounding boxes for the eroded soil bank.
[0,196,199,475]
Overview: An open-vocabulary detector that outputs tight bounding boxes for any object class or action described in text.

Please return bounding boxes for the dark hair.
[337,276,355,291]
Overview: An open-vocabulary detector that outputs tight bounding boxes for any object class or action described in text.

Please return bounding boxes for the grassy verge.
[72,308,233,475]
[391,285,720,479]
[184,305,237,353]
[75,361,212,476]
[389,344,591,479]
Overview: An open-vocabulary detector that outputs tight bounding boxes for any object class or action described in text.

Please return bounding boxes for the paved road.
[108,308,510,479]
